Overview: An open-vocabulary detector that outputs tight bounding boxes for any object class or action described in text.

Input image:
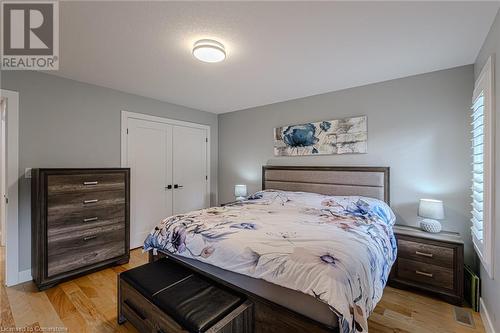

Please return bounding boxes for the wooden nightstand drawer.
[398,239,454,268]
[396,258,453,290]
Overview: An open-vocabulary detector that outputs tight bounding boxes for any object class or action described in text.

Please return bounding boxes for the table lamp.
[235,184,247,201]
[418,199,445,233]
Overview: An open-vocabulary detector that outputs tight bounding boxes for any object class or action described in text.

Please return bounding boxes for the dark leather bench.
[118,257,253,333]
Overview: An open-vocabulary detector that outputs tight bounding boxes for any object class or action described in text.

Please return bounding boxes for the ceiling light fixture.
[192,39,226,63]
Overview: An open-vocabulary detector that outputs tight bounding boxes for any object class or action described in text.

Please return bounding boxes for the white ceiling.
[53,1,500,114]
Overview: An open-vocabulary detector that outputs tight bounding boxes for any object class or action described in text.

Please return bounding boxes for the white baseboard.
[481,297,496,333]
[17,269,32,284]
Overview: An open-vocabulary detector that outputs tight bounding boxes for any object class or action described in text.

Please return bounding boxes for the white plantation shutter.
[471,56,494,278]
[471,93,484,242]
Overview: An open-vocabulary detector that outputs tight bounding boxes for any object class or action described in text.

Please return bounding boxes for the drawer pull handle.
[124,300,146,320]
[83,199,98,204]
[83,217,98,222]
[415,270,433,278]
[83,181,98,186]
[83,235,97,241]
[415,251,433,258]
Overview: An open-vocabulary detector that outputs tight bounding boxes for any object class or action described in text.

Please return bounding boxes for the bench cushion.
[153,275,243,333]
[120,257,192,299]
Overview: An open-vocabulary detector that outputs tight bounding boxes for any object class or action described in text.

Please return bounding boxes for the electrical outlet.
[25,168,32,179]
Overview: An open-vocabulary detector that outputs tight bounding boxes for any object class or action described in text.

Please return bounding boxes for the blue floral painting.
[274,116,367,156]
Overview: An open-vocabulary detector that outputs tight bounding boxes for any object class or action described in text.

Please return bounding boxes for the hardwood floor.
[0,247,485,333]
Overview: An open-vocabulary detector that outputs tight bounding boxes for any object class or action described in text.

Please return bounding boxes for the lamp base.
[420,219,442,233]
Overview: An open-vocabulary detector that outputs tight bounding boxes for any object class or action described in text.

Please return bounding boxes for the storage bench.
[118,257,253,333]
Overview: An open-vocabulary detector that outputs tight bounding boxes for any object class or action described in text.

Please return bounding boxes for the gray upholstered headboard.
[262,166,390,204]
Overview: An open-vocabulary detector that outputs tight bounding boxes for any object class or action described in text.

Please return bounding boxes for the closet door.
[127,118,172,248]
[172,126,208,214]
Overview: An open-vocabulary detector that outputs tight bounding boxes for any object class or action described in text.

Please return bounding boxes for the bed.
[145,166,396,333]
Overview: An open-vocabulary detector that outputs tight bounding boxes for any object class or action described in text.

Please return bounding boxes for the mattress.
[169,252,338,327]
[145,190,397,332]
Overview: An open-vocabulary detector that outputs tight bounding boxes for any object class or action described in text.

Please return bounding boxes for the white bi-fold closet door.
[124,114,209,249]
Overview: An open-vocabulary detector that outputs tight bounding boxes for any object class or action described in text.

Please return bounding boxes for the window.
[471,56,495,278]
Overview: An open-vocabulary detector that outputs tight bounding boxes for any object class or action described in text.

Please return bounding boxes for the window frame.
[472,56,495,278]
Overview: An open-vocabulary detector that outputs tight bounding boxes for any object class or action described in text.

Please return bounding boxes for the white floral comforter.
[144,190,397,333]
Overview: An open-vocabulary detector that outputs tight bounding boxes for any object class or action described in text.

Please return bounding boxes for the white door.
[127,118,172,248]
[172,126,208,214]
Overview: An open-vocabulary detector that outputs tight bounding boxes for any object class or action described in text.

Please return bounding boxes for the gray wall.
[219,65,474,264]
[474,8,500,332]
[1,71,218,271]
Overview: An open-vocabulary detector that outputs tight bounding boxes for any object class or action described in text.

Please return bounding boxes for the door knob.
[173,184,184,189]
[165,185,172,190]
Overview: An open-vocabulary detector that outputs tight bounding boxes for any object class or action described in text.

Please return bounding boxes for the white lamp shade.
[234,184,247,198]
[418,199,445,220]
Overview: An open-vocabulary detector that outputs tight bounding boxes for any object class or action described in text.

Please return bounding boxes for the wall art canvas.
[274,116,367,156]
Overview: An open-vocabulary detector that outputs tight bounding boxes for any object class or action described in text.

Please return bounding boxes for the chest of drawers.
[389,225,464,305]
[31,168,130,290]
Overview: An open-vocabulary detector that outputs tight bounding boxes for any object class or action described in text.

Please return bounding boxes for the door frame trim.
[1,89,19,287]
[120,109,211,206]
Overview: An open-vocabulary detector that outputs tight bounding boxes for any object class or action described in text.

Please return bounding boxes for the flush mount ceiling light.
[192,39,226,63]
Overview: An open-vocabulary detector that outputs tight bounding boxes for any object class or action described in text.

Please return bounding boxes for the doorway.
[0,97,5,247]
[1,89,19,287]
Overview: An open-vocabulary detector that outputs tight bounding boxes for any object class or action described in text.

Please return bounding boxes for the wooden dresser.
[389,225,464,305]
[31,168,130,290]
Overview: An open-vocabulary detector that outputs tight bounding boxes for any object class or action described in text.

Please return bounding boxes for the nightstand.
[389,225,464,305]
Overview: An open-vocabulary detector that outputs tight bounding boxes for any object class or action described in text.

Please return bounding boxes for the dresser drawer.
[47,189,125,208]
[398,238,454,268]
[47,190,125,227]
[396,258,454,290]
[47,190,125,233]
[47,204,125,238]
[47,173,125,194]
[47,223,126,277]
